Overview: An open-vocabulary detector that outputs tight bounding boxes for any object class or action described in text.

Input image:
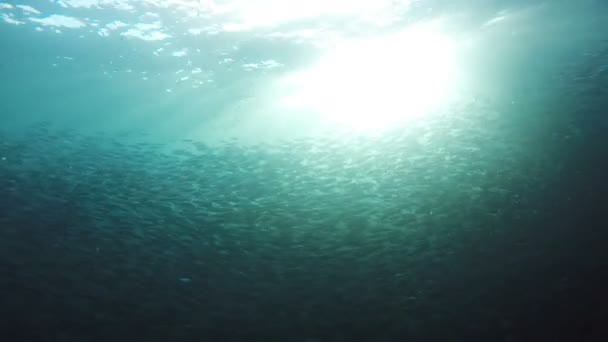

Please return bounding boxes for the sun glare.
[279,24,457,132]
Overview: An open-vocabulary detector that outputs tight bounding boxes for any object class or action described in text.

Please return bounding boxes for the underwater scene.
[1,0,608,341]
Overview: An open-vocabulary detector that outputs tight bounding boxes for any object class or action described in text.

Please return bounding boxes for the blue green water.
[1,1,608,341]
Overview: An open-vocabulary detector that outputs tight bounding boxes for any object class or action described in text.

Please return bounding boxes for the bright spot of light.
[279,24,457,132]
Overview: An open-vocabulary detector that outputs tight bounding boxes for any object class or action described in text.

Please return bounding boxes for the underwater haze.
[1,0,608,341]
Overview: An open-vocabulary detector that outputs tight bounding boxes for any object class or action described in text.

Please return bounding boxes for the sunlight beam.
[279,23,457,133]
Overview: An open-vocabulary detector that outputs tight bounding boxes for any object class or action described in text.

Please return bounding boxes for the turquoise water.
[1,1,608,341]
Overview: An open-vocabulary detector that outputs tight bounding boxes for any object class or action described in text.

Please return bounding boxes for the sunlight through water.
[278,23,457,133]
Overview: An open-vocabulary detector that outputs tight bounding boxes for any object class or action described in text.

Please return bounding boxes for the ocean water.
[1,1,608,341]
